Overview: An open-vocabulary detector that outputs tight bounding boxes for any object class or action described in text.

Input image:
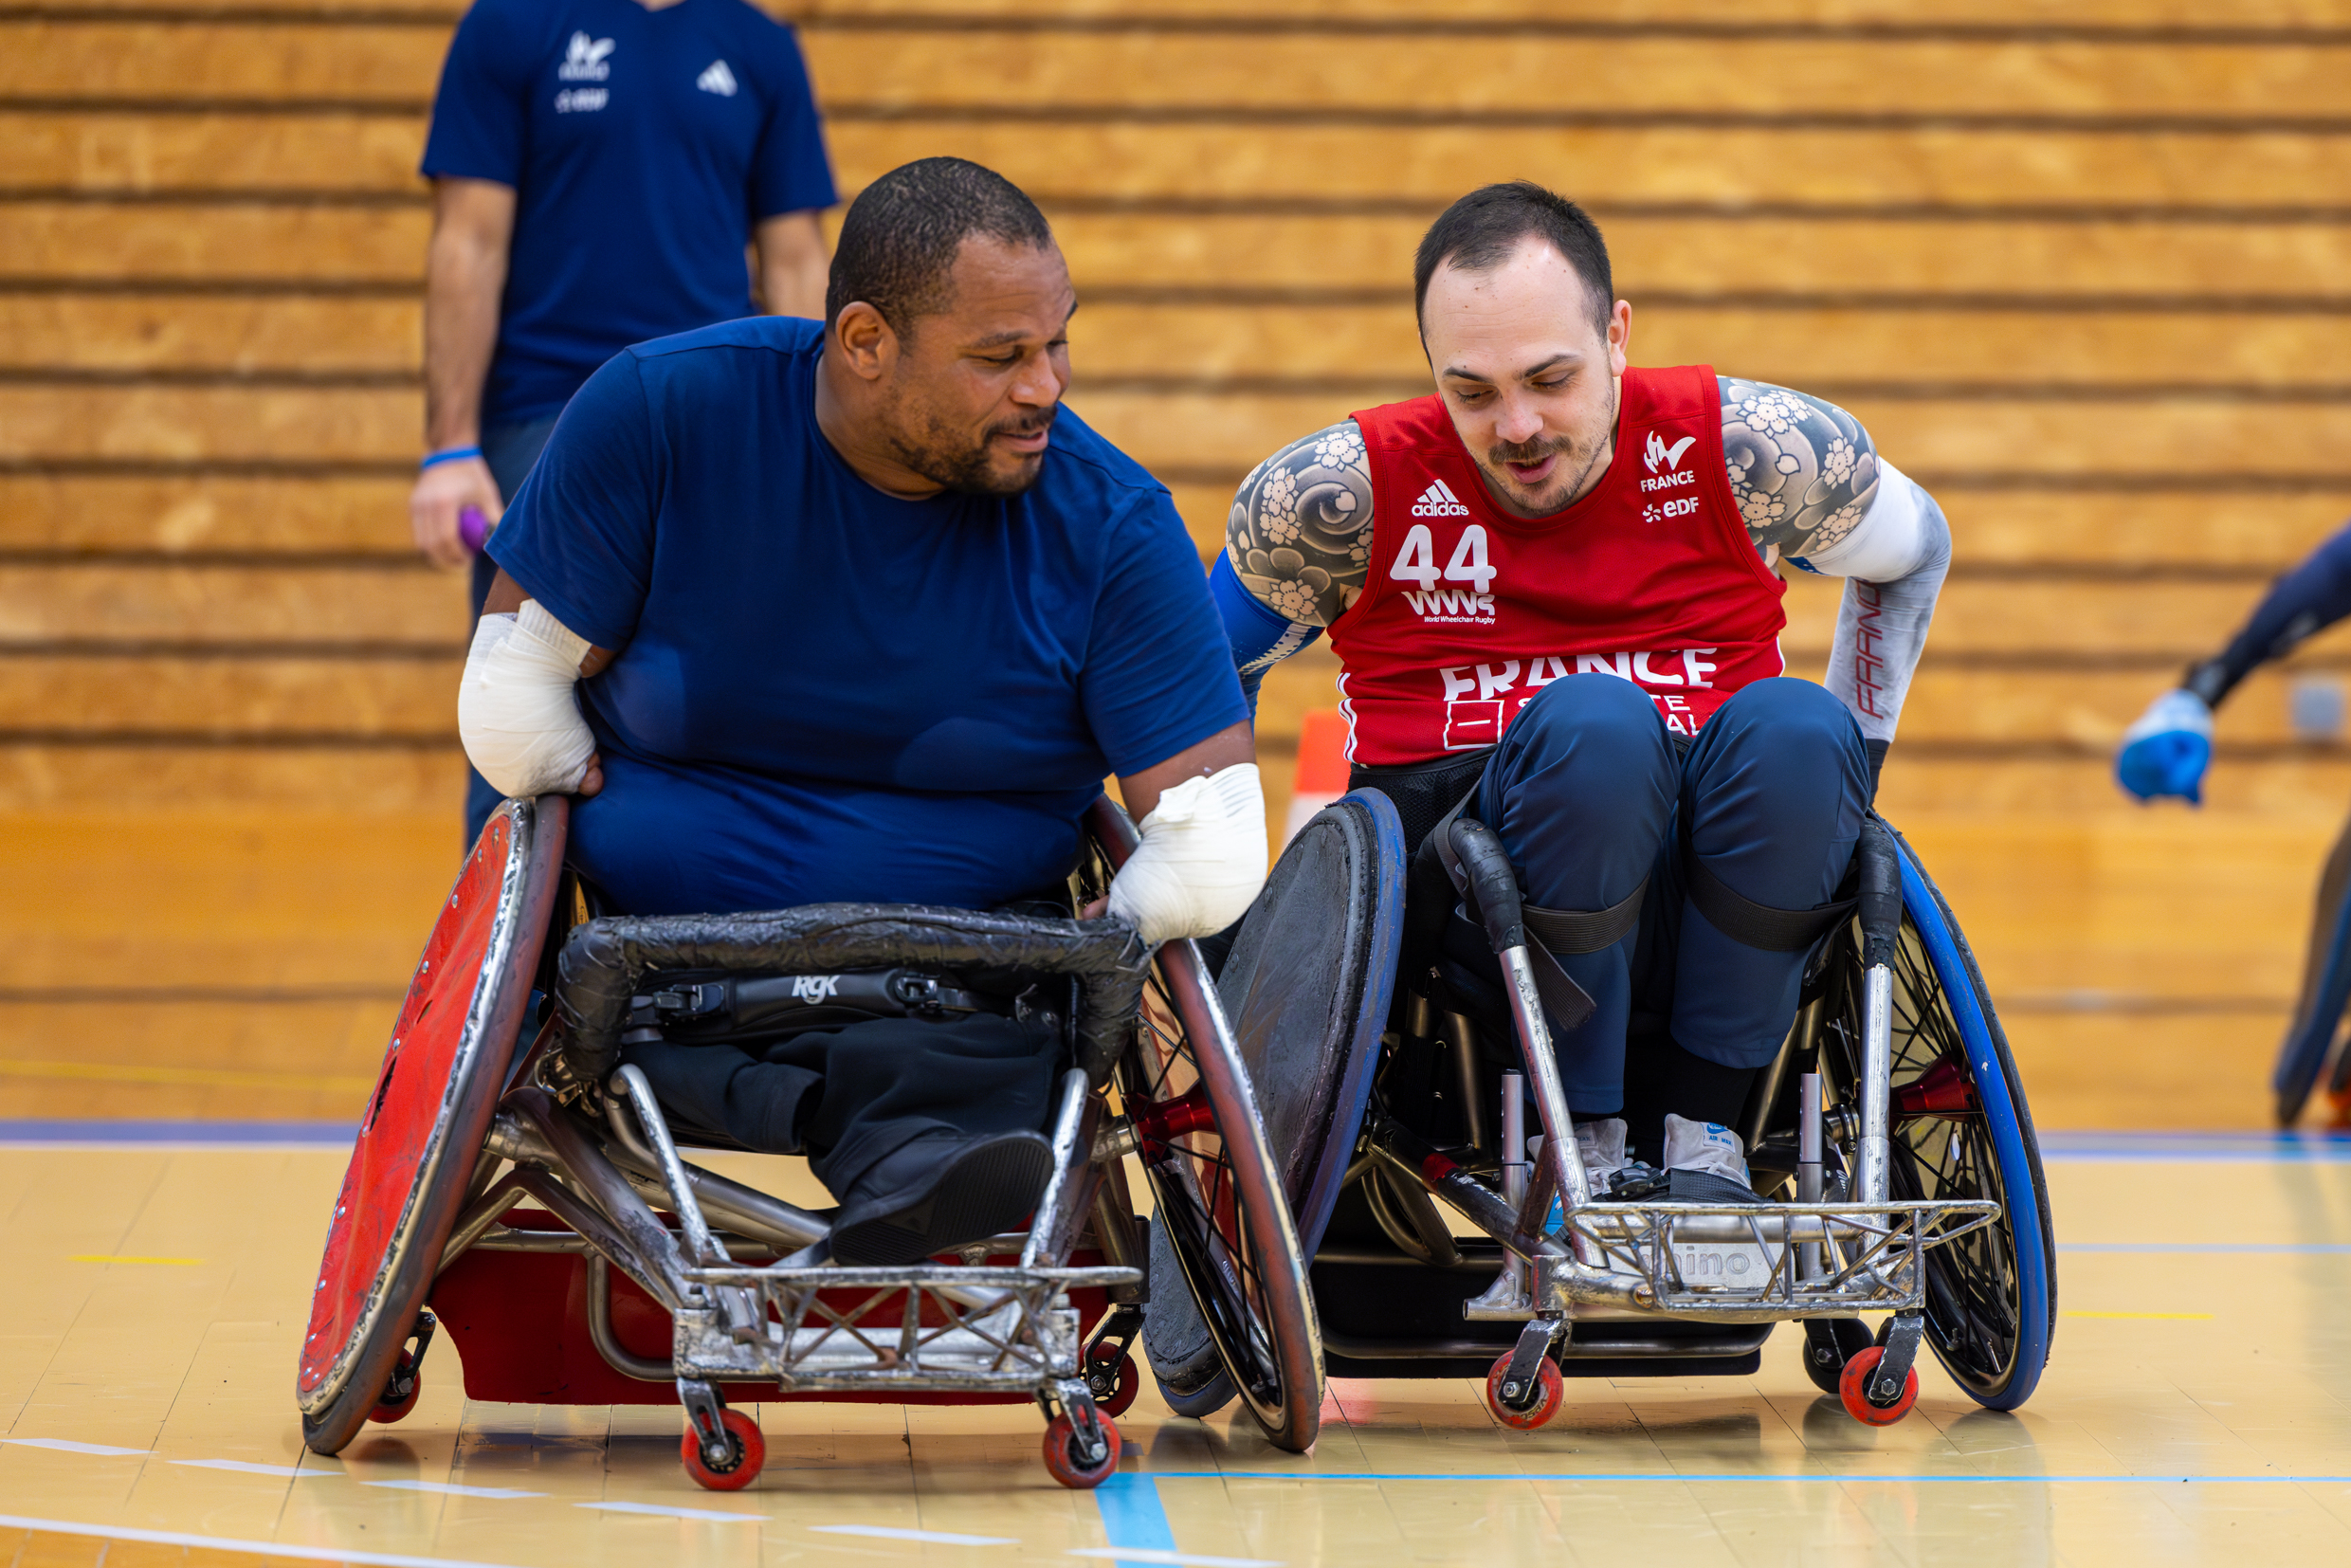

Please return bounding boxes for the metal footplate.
[671,1262,1141,1393]
[1536,1196,2001,1323]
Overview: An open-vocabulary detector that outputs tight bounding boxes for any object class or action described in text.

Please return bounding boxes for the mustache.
[1487,434,1571,467]
[988,407,1060,442]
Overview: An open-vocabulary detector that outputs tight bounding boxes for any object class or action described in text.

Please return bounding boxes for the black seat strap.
[1522,881,1648,955]
[1682,851,1855,954]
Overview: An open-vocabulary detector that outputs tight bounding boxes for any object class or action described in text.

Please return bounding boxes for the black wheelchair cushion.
[555,903,1149,1086]
[1348,750,1489,856]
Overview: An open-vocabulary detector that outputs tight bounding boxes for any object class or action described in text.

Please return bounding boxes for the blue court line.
[2038,1131,2351,1163]
[0,1120,352,1146]
[1141,1471,2351,1485]
[2060,1242,2351,1254]
[1094,1472,1179,1567]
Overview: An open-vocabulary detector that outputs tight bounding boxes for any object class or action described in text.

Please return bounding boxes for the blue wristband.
[420,445,483,470]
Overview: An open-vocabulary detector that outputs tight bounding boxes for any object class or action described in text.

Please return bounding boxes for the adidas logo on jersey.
[1410,480,1472,519]
[697,60,738,96]
[558,31,614,80]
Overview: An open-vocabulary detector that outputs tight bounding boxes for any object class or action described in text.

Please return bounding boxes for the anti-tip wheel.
[1838,1346,1920,1427]
[680,1409,765,1491]
[1801,1318,1878,1397]
[1484,1350,1564,1431]
[1041,1412,1122,1489]
[365,1351,423,1425]
[1087,1350,1140,1419]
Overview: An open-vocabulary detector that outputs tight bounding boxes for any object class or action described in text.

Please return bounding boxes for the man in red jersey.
[1210,182,1951,1199]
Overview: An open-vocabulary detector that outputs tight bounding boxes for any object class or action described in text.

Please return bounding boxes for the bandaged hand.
[1105,764,1268,946]
[2115,687,2214,805]
[458,599,599,799]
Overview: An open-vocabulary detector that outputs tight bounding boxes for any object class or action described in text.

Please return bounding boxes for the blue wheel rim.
[1894,836,2054,1411]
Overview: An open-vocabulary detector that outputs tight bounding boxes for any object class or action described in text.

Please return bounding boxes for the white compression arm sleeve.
[1798,460,1953,745]
[457,599,597,798]
[1105,764,1269,946]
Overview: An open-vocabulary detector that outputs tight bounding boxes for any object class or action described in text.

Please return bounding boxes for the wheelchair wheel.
[296,796,569,1454]
[1813,827,2056,1412]
[2271,877,2351,1126]
[1118,944,1325,1451]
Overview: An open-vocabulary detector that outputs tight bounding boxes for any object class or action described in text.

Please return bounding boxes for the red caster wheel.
[1086,1350,1139,1418]
[1040,1411,1122,1488]
[1484,1350,1564,1431]
[680,1409,765,1491]
[367,1351,423,1425]
[1838,1346,1919,1427]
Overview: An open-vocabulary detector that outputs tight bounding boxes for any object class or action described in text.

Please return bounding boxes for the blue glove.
[2115,688,2214,804]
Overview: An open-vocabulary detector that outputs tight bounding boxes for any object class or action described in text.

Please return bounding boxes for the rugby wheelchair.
[295,795,1321,1490]
[1147,786,2057,1430]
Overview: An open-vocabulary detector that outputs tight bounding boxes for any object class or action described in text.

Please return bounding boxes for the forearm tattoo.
[1224,420,1376,628]
[1719,375,1882,564]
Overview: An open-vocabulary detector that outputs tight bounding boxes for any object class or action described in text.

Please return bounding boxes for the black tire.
[1800,1319,1876,1396]
[1811,830,2057,1411]
[1117,945,1324,1451]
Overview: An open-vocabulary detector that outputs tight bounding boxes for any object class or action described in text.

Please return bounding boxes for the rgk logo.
[1409,480,1471,519]
[1644,430,1696,474]
[788,975,840,1002]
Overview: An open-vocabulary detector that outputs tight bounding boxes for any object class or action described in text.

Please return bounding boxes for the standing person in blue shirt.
[453,158,1268,1262]
[408,0,838,843]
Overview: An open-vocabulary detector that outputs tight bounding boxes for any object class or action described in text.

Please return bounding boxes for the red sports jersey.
[1333,364,1787,765]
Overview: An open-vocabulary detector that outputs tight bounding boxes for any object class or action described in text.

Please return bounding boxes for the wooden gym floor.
[1,1136,2348,1565]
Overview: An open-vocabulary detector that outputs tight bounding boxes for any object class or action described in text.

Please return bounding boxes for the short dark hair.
[1412,181,1614,335]
[824,157,1055,336]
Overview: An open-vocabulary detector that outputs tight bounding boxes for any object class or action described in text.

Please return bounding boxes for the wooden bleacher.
[8,0,2351,1126]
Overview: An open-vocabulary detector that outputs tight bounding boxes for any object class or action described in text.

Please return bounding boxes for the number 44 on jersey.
[1394,522,1497,622]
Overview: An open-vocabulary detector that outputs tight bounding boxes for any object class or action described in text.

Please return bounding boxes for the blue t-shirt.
[420,0,837,426]
[489,316,1248,918]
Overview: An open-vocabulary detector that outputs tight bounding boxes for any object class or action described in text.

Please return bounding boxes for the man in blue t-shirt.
[410,0,838,842]
[454,159,1267,1264]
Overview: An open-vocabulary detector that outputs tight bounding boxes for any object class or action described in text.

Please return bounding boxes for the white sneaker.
[1535,1120,1658,1231]
[1663,1115,1759,1197]
[1660,1116,1775,1290]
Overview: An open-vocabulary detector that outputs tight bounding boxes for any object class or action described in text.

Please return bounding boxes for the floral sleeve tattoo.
[1719,376,1881,564]
[1224,420,1376,628]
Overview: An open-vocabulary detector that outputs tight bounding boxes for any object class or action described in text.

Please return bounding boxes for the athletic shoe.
[829,1130,1054,1267]
[1658,1114,1766,1205]
[1538,1119,1661,1231]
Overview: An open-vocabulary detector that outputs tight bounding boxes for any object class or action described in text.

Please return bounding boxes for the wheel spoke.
[1823,914,2025,1395]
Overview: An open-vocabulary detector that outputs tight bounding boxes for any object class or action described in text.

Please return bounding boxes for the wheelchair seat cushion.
[555,903,1149,1085]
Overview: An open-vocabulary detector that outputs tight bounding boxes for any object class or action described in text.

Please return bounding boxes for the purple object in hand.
[459,506,491,555]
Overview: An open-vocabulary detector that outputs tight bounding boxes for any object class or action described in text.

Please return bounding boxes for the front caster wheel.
[366,1351,423,1425]
[1838,1346,1919,1426]
[1041,1412,1122,1488]
[1484,1350,1564,1431]
[680,1408,765,1491]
